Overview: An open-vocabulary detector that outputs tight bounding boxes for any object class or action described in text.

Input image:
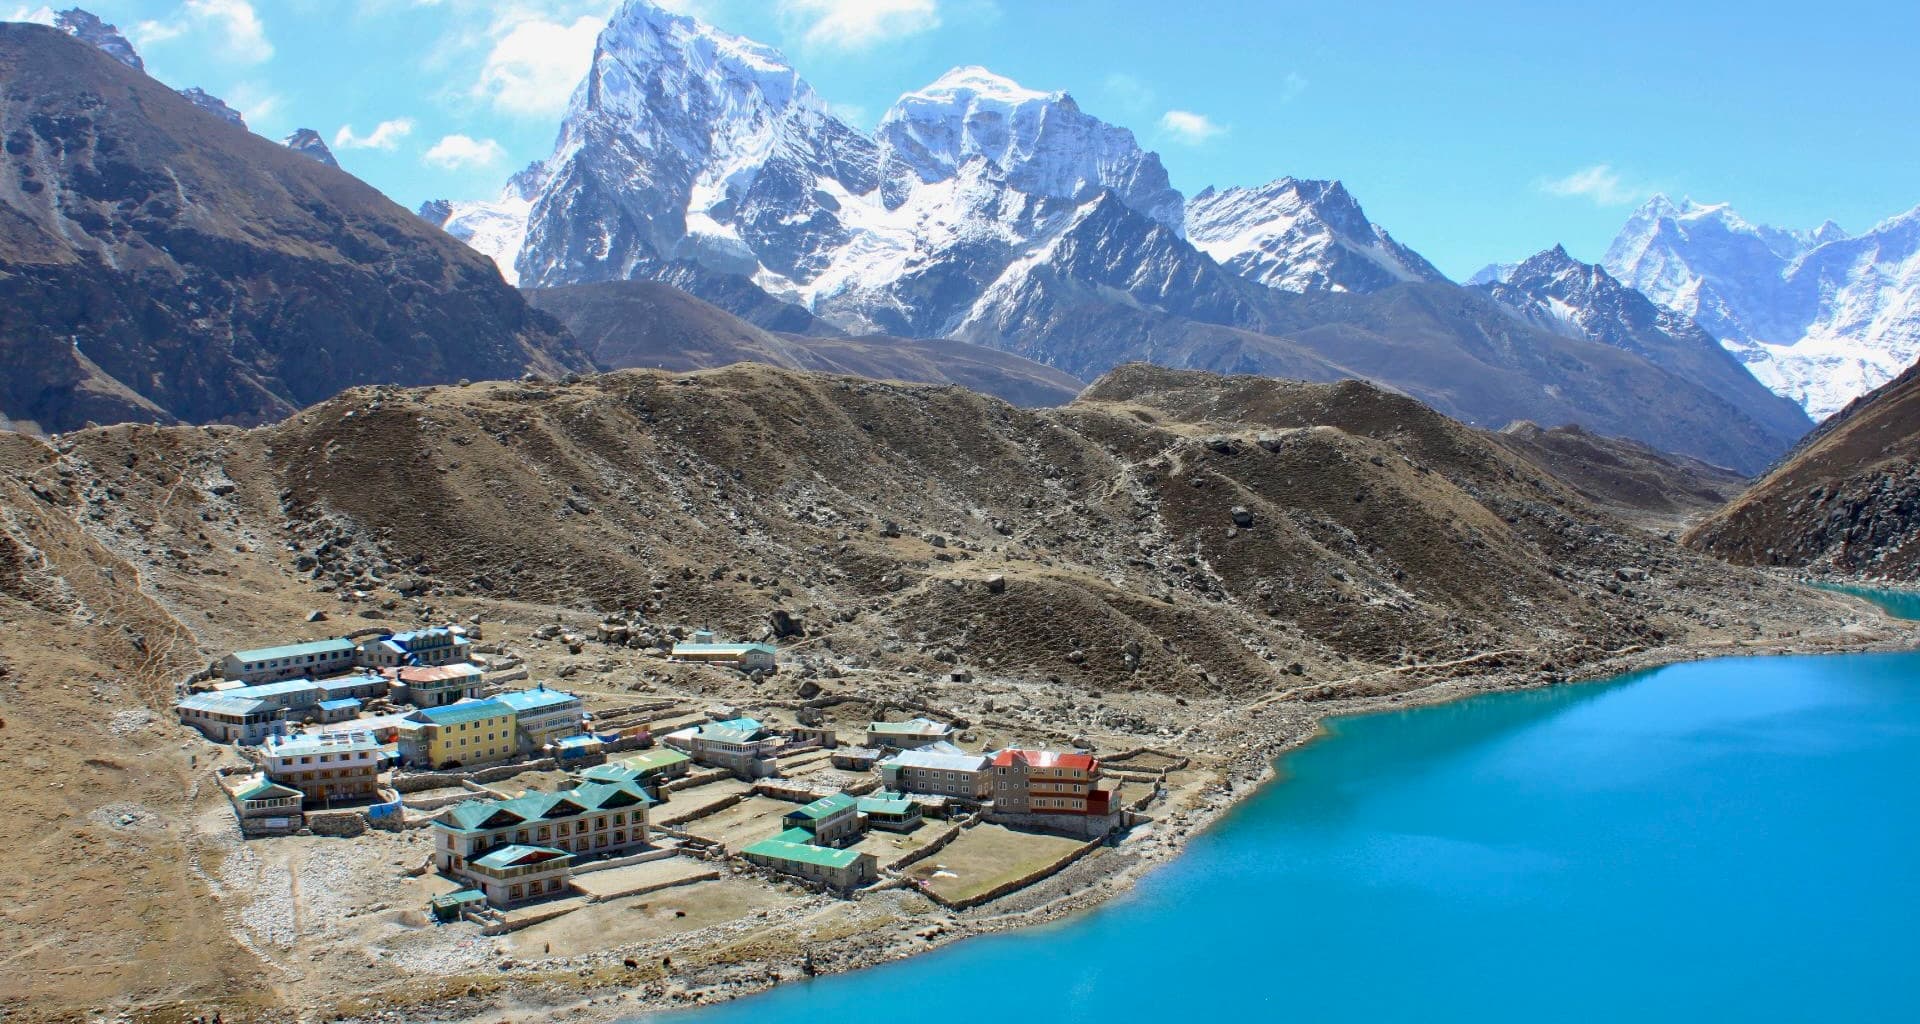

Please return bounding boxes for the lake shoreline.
[358,589,1920,1024]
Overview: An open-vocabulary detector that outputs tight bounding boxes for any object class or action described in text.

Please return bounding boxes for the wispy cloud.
[1159,109,1227,144]
[1277,71,1308,102]
[474,13,603,117]
[424,134,507,169]
[135,0,274,64]
[778,0,940,51]
[333,118,415,150]
[222,81,283,125]
[1538,163,1646,206]
[1103,72,1155,114]
[5,6,56,25]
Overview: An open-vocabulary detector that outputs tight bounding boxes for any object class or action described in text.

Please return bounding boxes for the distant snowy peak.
[877,65,1183,229]
[53,8,141,71]
[1603,192,1920,419]
[1186,177,1448,294]
[281,129,337,168]
[1467,262,1517,286]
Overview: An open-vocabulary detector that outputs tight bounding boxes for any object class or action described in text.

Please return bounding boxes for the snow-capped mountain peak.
[1185,176,1449,293]
[281,129,338,168]
[877,64,1182,229]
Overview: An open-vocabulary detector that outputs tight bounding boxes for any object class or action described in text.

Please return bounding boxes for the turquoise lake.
[649,649,1920,1023]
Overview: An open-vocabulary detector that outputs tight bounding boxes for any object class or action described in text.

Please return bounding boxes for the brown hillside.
[1688,357,1920,578]
[0,363,1886,1017]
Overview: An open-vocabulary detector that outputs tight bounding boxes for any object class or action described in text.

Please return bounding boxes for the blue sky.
[16,0,1919,278]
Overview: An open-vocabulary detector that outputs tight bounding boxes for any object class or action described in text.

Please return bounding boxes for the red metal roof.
[991,748,1097,771]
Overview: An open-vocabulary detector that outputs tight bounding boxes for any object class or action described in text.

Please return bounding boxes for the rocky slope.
[526,280,1085,406]
[1476,245,1812,454]
[1493,422,1749,529]
[1606,194,1920,419]
[0,24,589,432]
[0,361,1889,1019]
[1688,356,1920,579]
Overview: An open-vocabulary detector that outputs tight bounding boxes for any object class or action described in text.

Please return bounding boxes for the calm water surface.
[645,649,1920,1023]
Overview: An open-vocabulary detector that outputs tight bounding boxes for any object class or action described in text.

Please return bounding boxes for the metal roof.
[316,697,362,711]
[742,837,865,869]
[436,779,653,833]
[785,792,856,820]
[470,844,571,870]
[316,673,387,693]
[176,692,272,716]
[266,732,381,757]
[884,747,989,772]
[233,779,301,802]
[494,686,581,713]
[867,717,951,735]
[230,638,357,663]
[672,642,777,656]
[622,748,691,772]
[226,679,322,700]
[415,698,511,727]
[991,748,1098,771]
[857,795,916,815]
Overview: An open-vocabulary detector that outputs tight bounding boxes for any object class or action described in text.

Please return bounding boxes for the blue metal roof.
[493,686,580,713]
[317,697,362,711]
[416,698,510,726]
[177,692,272,716]
[226,679,321,700]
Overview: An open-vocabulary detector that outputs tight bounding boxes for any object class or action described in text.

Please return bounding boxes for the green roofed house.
[221,637,359,684]
[579,748,691,792]
[663,716,781,779]
[782,791,861,845]
[464,844,574,907]
[741,836,878,891]
[857,794,923,832]
[669,634,778,672]
[431,779,654,889]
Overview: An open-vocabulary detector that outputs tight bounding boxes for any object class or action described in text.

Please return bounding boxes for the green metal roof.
[857,795,915,815]
[742,837,865,869]
[231,637,357,663]
[429,888,486,909]
[436,778,653,833]
[774,827,817,845]
[784,792,856,821]
[624,748,692,772]
[578,763,641,785]
[234,779,300,802]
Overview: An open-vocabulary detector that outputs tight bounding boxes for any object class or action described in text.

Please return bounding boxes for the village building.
[175,691,280,744]
[990,749,1111,815]
[463,845,575,908]
[664,716,782,778]
[831,747,881,771]
[879,742,993,800]
[431,780,654,893]
[220,678,324,716]
[221,637,359,683]
[857,794,923,832]
[781,792,862,845]
[358,627,473,670]
[579,748,692,792]
[315,672,391,704]
[228,776,303,823]
[740,836,877,891]
[494,685,588,752]
[865,717,956,750]
[261,731,382,803]
[399,698,517,769]
[785,725,836,748]
[385,663,485,708]
[669,634,778,671]
[315,697,362,723]
[311,710,413,742]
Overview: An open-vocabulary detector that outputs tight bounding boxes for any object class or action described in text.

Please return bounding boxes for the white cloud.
[223,81,283,125]
[828,101,869,127]
[474,14,603,117]
[1539,163,1645,206]
[779,0,940,51]
[423,134,507,169]
[1103,72,1156,114]
[6,6,56,25]
[1159,109,1226,144]
[135,0,273,64]
[333,118,415,150]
